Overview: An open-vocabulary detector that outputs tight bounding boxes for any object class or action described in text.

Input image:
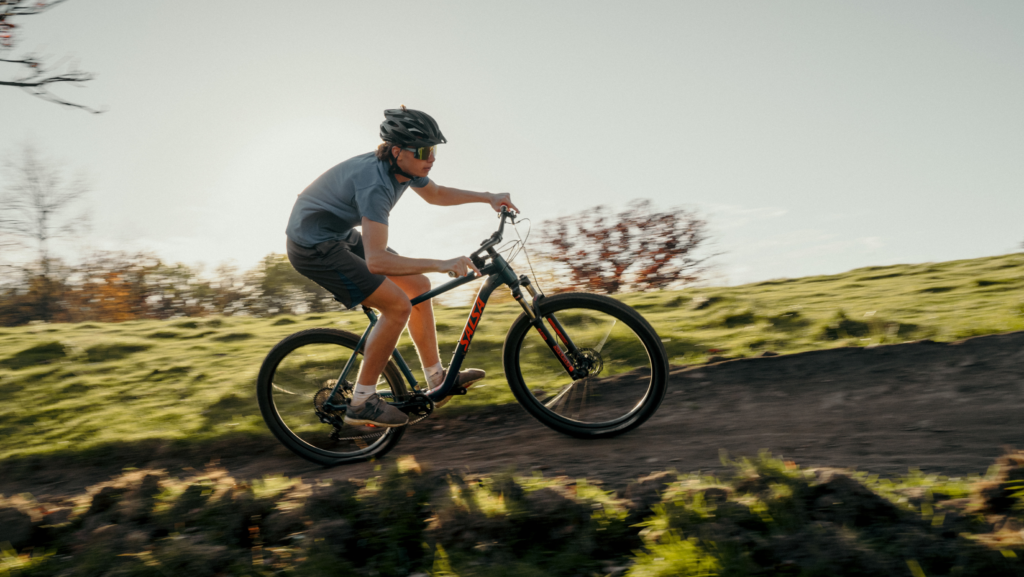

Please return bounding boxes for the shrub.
[85,342,152,363]
[817,310,870,340]
[536,199,709,294]
[0,341,66,369]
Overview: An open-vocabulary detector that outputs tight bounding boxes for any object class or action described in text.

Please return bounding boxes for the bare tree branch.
[2,0,71,19]
[1,0,100,113]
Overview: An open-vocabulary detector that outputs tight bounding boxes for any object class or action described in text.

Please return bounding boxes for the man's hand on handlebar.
[440,256,480,279]
[488,192,519,214]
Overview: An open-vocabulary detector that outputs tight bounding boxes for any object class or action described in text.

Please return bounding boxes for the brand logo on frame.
[459,298,486,351]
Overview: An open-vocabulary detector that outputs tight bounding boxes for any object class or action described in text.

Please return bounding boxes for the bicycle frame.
[327,231,586,408]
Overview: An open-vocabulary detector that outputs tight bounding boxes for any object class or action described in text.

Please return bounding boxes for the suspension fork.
[512,276,584,378]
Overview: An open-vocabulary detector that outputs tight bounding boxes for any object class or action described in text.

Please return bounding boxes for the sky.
[2,1,1022,287]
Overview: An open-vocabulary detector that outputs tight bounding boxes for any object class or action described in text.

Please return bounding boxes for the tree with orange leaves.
[537,199,709,295]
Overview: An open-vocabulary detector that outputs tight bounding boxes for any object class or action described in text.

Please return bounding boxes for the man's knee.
[409,274,431,294]
[379,295,412,322]
[366,281,413,321]
[408,275,433,308]
[392,297,413,321]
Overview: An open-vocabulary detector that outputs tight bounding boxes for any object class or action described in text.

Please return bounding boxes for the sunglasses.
[403,145,437,160]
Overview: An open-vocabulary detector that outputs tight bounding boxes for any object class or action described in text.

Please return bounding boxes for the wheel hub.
[574,347,603,378]
[313,386,346,427]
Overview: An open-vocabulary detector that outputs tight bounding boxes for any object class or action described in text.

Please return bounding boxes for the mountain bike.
[256,208,669,466]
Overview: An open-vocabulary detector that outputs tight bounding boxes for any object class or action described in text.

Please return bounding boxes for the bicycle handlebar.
[446,206,518,278]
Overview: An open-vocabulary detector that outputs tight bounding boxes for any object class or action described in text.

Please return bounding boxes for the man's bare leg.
[340,278,412,426]
[388,274,441,370]
[353,280,411,389]
[388,274,485,404]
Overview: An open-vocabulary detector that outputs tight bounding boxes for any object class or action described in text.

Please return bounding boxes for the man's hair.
[375,141,399,162]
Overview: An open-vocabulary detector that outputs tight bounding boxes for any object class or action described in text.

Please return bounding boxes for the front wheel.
[256,328,408,466]
[502,292,668,438]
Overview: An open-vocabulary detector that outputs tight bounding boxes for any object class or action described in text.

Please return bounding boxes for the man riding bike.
[285,107,518,428]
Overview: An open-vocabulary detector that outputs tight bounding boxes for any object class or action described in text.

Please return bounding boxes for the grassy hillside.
[0,252,1021,462]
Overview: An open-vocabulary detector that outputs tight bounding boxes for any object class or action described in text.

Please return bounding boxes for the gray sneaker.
[429,368,486,408]
[343,393,409,428]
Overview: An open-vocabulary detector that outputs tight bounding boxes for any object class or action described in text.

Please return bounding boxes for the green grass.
[0,252,1021,462]
[5,452,1024,576]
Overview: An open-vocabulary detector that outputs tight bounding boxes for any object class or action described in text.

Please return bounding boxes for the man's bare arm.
[412,180,519,212]
[362,218,479,277]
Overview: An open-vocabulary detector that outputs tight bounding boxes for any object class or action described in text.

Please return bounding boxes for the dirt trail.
[5,331,1024,498]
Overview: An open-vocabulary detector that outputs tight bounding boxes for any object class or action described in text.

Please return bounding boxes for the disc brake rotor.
[576,347,604,377]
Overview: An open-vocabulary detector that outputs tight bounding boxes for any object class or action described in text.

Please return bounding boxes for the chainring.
[401,391,435,425]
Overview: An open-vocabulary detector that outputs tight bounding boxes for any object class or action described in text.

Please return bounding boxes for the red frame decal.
[459,298,486,353]
[547,318,569,346]
[535,324,575,373]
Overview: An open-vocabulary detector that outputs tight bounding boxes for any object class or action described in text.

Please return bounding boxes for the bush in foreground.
[3,452,1024,576]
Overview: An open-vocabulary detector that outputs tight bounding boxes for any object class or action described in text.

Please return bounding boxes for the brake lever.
[452,208,519,278]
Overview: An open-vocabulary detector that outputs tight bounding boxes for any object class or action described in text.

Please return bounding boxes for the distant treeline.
[0,252,339,326]
[0,200,711,327]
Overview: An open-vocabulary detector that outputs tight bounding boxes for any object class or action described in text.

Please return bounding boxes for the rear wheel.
[502,292,668,438]
[256,328,408,466]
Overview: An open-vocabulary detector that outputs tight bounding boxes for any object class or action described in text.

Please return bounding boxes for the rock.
[262,508,307,545]
[523,486,592,546]
[119,473,163,523]
[807,470,903,527]
[620,471,675,514]
[83,485,128,523]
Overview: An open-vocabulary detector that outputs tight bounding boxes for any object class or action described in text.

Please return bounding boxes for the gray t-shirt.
[286,152,429,247]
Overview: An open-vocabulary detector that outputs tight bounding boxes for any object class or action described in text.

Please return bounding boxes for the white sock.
[351,384,377,406]
[425,363,444,388]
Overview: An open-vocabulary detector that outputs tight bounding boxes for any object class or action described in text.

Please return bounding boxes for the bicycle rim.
[258,329,406,464]
[505,293,667,437]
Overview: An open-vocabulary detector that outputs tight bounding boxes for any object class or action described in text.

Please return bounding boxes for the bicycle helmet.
[380,107,447,148]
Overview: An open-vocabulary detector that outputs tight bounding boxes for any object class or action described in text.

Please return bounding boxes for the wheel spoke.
[272,383,300,395]
[594,319,617,353]
[544,381,575,410]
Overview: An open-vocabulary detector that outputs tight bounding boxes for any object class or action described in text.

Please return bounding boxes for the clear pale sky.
[3,1,1022,285]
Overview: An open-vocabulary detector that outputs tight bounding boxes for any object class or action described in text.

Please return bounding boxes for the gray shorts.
[286,230,397,308]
